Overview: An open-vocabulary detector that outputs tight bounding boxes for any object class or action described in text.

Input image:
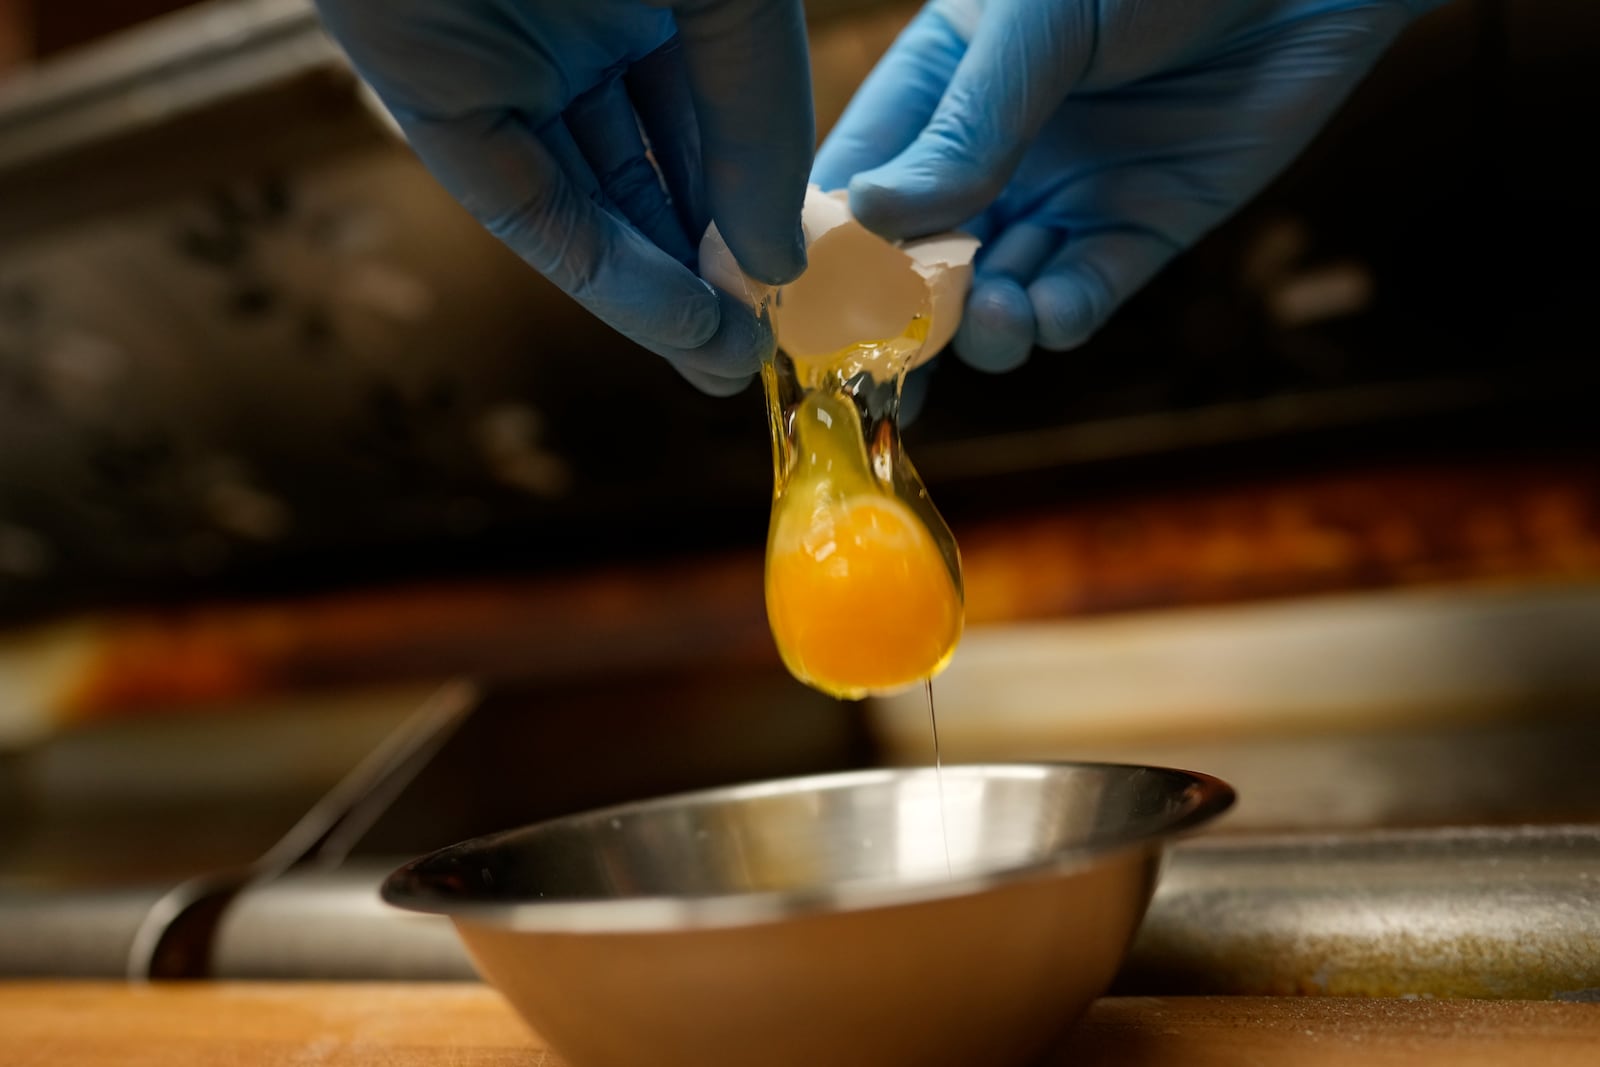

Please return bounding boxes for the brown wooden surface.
[0,983,1595,1066]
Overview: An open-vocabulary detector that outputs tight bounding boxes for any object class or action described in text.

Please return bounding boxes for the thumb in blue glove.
[313,0,814,395]
[814,0,1441,374]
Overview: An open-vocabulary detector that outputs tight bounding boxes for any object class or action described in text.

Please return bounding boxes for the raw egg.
[702,187,979,698]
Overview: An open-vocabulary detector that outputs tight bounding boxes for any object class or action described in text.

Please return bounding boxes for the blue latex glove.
[814,0,1441,373]
[313,0,814,395]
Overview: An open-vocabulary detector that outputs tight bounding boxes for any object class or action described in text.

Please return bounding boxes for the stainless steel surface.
[122,679,477,978]
[871,584,1600,832]
[1121,825,1600,1000]
[248,679,477,875]
[0,670,877,978]
[186,823,1600,1002]
[0,0,568,617]
[872,583,1600,756]
[0,684,434,883]
[0,0,339,178]
[1047,715,1600,834]
[203,683,479,979]
[0,681,475,978]
[211,862,475,980]
[384,763,1232,1067]
[0,885,178,978]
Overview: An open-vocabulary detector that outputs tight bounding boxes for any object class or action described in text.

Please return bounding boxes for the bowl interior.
[385,763,1230,917]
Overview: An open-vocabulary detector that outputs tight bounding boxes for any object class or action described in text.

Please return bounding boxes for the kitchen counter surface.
[1,982,1596,1066]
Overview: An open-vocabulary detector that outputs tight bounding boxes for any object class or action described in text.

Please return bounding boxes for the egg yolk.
[764,389,962,699]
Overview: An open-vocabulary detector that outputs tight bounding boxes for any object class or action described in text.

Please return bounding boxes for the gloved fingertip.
[711,287,775,373]
[1028,273,1105,352]
[656,285,772,382]
[673,281,723,349]
[808,156,848,197]
[954,278,1034,373]
[788,215,808,280]
[848,157,998,241]
[844,172,920,240]
[729,219,808,288]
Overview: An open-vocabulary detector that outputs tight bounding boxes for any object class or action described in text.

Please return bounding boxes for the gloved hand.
[313,0,814,395]
[814,0,1440,373]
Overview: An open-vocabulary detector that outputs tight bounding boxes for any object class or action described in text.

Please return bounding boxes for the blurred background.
[1,0,1598,991]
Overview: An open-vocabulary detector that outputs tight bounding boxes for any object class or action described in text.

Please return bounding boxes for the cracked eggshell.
[700,185,979,369]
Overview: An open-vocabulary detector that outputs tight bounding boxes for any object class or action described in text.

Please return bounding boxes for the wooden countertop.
[2,983,1596,1066]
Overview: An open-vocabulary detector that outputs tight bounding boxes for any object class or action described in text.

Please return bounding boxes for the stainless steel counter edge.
[8,825,1597,990]
[1121,823,1600,1000]
[202,825,1600,995]
[0,0,346,175]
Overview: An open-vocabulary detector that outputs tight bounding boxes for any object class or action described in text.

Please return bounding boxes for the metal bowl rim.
[380,761,1234,933]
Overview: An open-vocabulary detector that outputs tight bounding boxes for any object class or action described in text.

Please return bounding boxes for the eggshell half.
[700,186,979,373]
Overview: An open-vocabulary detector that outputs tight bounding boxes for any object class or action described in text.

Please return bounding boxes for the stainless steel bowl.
[383,762,1233,1067]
